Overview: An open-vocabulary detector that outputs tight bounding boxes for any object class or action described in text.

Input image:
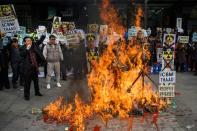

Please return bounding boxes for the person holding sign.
[176,43,186,72]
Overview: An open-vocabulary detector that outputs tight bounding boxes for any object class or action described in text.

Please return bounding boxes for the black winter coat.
[20,36,46,74]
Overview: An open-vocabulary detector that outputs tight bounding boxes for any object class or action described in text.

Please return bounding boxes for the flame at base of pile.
[43,40,166,130]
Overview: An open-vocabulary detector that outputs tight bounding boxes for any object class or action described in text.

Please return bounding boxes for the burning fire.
[43,0,166,130]
[135,5,143,27]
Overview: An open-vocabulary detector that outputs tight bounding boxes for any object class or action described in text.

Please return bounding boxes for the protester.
[43,35,63,89]
[0,33,10,90]
[194,42,197,76]
[9,38,22,88]
[20,35,46,100]
[176,43,186,72]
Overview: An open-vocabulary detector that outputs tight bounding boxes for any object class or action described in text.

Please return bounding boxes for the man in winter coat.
[20,35,46,100]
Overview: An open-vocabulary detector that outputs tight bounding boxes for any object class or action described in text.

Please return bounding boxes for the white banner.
[157,48,163,63]
[159,71,176,84]
[159,85,175,98]
[0,5,20,33]
[176,18,182,29]
[178,36,189,44]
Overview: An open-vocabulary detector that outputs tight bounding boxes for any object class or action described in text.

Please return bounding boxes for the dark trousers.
[195,62,197,73]
[73,62,83,79]
[24,68,40,98]
[0,66,10,89]
[11,62,20,84]
[176,63,184,72]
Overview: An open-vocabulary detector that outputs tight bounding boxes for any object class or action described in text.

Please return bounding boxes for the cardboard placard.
[157,48,163,63]
[163,34,176,48]
[176,18,182,29]
[159,85,175,98]
[159,71,176,84]
[88,24,99,33]
[192,32,197,42]
[37,25,47,39]
[178,36,189,44]
[51,16,61,34]
[162,48,174,71]
[128,26,137,38]
[0,4,20,33]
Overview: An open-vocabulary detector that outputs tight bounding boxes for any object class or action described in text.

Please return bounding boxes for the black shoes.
[35,92,43,96]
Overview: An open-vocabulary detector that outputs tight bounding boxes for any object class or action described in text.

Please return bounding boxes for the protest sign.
[192,32,197,42]
[128,26,137,38]
[51,16,61,34]
[178,36,189,44]
[162,48,174,71]
[88,24,99,33]
[176,18,182,29]
[159,71,176,84]
[157,48,163,63]
[0,5,20,33]
[37,25,47,39]
[159,85,175,98]
[163,34,176,48]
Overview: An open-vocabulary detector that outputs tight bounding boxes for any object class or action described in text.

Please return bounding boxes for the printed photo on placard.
[88,24,99,33]
[51,16,61,34]
[62,22,75,35]
[163,34,176,48]
[162,48,174,71]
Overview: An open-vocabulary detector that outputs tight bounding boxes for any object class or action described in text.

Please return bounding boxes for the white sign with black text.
[159,85,175,98]
[159,71,176,84]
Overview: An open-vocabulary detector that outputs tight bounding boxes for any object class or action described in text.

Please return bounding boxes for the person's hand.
[26,44,31,50]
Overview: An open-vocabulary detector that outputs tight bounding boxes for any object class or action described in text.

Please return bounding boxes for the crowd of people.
[0,25,197,101]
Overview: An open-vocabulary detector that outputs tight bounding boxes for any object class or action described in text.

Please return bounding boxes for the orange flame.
[135,5,143,27]
[43,0,166,130]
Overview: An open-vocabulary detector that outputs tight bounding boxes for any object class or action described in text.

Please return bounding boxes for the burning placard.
[99,25,108,46]
[0,4,20,33]
[128,26,137,39]
[159,85,175,98]
[178,36,189,44]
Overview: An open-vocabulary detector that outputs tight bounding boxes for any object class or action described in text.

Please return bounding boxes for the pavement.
[0,72,197,131]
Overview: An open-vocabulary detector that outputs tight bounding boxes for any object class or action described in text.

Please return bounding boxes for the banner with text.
[0,5,20,33]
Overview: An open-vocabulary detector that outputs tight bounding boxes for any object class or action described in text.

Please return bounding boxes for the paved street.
[0,72,197,131]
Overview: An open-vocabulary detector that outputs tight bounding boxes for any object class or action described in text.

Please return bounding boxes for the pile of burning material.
[42,0,167,130]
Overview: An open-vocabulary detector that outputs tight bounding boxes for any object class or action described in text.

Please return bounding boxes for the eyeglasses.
[50,38,56,40]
